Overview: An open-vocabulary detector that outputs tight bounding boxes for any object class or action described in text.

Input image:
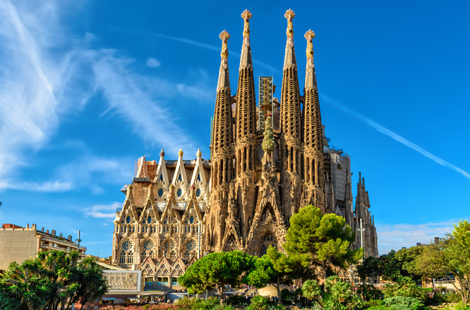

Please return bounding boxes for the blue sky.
[0,0,469,257]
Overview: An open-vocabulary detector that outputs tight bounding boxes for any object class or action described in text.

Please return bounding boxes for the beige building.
[111,9,378,291]
[0,223,87,270]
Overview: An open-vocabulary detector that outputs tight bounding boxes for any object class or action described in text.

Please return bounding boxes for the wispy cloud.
[321,95,470,181]
[145,57,161,68]
[0,180,72,192]
[0,0,207,187]
[84,202,121,219]
[376,219,465,254]
[108,27,278,72]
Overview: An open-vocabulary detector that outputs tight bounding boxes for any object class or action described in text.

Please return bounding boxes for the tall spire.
[240,10,253,70]
[304,29,318,91]
[217,30,231,92]
[283,9,297,69]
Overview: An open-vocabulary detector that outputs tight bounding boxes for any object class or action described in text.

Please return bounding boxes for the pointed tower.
[234,10,257,241]
[208,30,234,251]
[302,29,326,212]
[280,9,302,219]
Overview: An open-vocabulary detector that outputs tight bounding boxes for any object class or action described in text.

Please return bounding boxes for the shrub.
[247,296,270,310]
[367,306,391,310]
[226,294,249,307]
[383,296,424,310]
[281,288,295,304]
[383,277,427,302]
[364,299,385,308]
[358,284,383,301]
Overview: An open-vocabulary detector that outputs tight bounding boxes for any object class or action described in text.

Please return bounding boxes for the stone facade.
[111,9,378,288]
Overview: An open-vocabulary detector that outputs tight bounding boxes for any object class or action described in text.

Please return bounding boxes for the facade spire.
[217,30,231,92]
[240,10,253,70]
[283,9,297,69]
[304,29,318,90]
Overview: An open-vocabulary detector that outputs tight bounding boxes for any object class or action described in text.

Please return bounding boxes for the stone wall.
[0,229,38,270]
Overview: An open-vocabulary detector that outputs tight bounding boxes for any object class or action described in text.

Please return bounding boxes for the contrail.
[108,27,278,72]
[321,94,470,180]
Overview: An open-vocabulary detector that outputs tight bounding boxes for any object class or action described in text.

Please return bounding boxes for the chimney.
[67,235,72,241]
[51,230,56,236]
[59,233,63,238]
[46,230,49,234]
[41,227,44,232]
[434,237,440,244]
[32,224,36,230]
[26,224,29,228]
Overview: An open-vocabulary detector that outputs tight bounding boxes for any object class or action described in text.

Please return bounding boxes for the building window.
[196,188,201,197]
[159,174,163,181]
[126,216,131,224]
[177,188,182,197]
[172,277,178,286]
[158,189,164,197]
[147,216,152,224]
[141,240,155,262]
[196,174,201,182]
[120,240,134,264]
[189,216,194,224]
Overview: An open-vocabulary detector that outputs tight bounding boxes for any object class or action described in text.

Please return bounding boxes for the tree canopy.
[0,250,107,310]
[283,205,362,288]
[178,251,255,299]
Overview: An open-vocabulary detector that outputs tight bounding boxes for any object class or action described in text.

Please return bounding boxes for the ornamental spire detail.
[239,9,253,70]
[283,9,297,69]
[217,30,231,92]
[305,29,318,90]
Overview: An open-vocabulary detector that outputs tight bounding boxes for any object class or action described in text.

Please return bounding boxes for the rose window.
[120,240,134,264]
[141,240,154,262]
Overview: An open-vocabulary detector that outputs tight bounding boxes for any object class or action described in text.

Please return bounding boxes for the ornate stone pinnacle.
[219,30,230,60]
[160,148,165,157]
[241,10,252,37]
[285,9,295,38]
[196,148,202,158]
[178,149,183,157]
[305,29,315,41]
[305,29,315,58]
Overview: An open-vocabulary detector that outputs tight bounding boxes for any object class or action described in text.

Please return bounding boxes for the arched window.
[177,188,182,197]
[120,240,134,264]
[189,216,194,224]
[126,216,131,224]
[158,189,164,197]
[183,240,197,259]
[147,216,152,224]
[141,240,155,262]
[196,188,201,197]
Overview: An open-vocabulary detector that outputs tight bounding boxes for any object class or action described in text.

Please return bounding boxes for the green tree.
[414,243,448,289]
[444,220,470,304]
[179,251,255,301]
[246,246,300,301]
[301,279,322,306]
[0,250,107,310]
[395,246,424,282]
[283,205,362,289]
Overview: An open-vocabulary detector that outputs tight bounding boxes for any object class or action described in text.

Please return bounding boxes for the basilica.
[111,9,378,289]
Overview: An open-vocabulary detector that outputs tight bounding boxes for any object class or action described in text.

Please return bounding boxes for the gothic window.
[183,240,196,259]
[260,233,275,256]
[120,240,134,264]
[162,239,177,259]
[189,216,194,224]
[147,216,152,224]
[159,174,164,181]
[126,216,131,224]
[196,188,201,197]
[197,174,201,182]
[141,240,155,262]
[177,188,182,197]
[178,174,182,181]
[158,189,164,197]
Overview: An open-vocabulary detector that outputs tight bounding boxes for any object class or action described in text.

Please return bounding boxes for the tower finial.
[304,29,317,90]
[284,9,295,38]
[283,9,297,69]
[219,30,230,60]
[239,10,253,69]
[241,10,252,37]
[217,30,231,91]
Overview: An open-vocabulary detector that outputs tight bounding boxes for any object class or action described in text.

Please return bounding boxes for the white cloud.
[145,57,160,68]
[85,202,121,219]
[0,0,209,187]
[0,180,72,192]
[376,219,467,254]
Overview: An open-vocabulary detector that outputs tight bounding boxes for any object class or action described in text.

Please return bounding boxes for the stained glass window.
[190,216,194,224]
[147,216,152,224]
[126,216,131,224]
[196,188,201,197]
[158,189,164,197]
[177,188,182,197]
